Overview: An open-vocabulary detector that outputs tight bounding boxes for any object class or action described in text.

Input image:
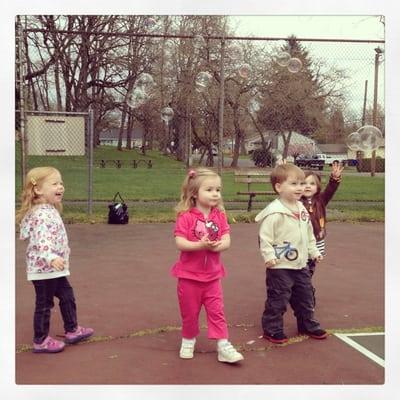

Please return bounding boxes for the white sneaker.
[179,338,195,359]
[217,342,244,363]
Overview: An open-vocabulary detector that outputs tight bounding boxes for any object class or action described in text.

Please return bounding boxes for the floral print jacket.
[20,204,70,280]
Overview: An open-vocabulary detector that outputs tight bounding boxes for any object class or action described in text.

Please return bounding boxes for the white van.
[315,153,348,166]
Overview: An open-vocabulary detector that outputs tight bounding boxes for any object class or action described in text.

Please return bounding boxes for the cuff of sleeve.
[46,253,59,265]
[262,251,277,263]
[330,174,341,182]
[309,251,321,259]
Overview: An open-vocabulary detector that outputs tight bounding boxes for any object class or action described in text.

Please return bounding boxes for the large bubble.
[193,34,206,49]
[195,71,213,92]
[345,132,362,151]
[287,57,302,73]
[248,97,261,115]
[136,73,155,92]
[127,87,149,109]
[144,17,157,32]
[276,52,291,67]
[357,125,383,151]
[228,43,243,61]
[161,106,174,123]
[238,63,252,79]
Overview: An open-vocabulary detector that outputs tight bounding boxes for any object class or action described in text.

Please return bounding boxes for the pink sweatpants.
[177,278,229,339]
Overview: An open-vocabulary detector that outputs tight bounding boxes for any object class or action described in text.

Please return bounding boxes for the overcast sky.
[230,15,384,40]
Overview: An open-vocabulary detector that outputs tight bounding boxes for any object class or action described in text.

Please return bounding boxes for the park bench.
[98,159,153,168]
[234,170,275,212]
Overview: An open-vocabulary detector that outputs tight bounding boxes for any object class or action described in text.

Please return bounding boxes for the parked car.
[294,154,325,170]
[315,153,357,166]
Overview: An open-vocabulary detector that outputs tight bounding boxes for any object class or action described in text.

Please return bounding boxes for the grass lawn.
[15,144,384,223]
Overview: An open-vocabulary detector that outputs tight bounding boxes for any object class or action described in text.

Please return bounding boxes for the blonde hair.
[174,167,224,214]
[16,166,63,224]
[270,163,305,194]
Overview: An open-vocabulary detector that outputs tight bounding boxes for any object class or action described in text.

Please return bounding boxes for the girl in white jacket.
[17,167,93,353]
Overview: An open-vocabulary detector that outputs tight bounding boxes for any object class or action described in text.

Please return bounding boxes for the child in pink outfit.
[171,168,243,363]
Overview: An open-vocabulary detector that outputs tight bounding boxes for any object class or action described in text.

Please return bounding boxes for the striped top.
[316,239,326,256]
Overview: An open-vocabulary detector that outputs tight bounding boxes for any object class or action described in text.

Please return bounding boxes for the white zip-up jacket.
[255,198,321,270]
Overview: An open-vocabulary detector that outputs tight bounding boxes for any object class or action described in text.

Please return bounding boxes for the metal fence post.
[17,18,27,186]
[88,108,94,214]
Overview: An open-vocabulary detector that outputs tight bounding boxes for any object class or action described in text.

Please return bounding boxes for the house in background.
[244,131,320,160]
[318,143,348,159]
[320,142,385,160]
[99,127,144,147]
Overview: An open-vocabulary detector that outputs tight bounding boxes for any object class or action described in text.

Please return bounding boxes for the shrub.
[250,149,274,167]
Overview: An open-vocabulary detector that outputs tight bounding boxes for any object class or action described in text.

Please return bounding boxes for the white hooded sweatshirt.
[255,198,320,270]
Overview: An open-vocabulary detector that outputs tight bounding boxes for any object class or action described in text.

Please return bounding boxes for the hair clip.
[30,177,37,186]
[188,169,196,178]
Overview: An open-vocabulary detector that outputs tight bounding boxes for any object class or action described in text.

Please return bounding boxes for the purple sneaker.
[33,336,65,353]
[65,325,94,344]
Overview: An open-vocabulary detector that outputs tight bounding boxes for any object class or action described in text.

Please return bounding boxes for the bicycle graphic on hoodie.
[273,241,299,261]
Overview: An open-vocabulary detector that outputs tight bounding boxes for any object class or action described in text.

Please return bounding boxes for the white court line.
[334,332,385,368]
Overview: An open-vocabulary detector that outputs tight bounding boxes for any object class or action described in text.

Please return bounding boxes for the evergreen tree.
[257,36,330,158]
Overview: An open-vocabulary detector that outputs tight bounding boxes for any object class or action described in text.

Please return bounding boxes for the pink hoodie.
[171,207,230,282]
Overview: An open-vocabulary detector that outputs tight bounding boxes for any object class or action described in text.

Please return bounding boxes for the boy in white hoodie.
[255,163,328,344]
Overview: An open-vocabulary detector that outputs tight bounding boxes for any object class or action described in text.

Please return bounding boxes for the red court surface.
[15,222,384,385]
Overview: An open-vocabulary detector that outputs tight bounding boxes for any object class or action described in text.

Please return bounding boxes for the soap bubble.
[195,71,213,92]
[127,87,149,109]
[238,63,252,79]
[227,43,243,61]
[161,107,174,123]
[248,97,261,115]
[145,17,157,32]
[357,125,383,151]
[136,73,155,92]
[163,39,175,55]
[287,57,302,73]
[276,52,291,67]
[193,34,206,49]
[345,132,362,151]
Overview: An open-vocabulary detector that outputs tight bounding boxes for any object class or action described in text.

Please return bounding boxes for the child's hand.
[51,257,65,271]
[199,234,219,250]
[265,259,277,268]
[314,255,323,263]
[209,240,223,251]
[331,161,344,179]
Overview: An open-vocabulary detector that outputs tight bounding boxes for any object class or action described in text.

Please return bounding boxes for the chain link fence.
[16,16,385,215]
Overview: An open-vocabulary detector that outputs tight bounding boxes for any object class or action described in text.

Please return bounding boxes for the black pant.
[32,277,77,344]
[261,268,321,335]
[307,258,317,307]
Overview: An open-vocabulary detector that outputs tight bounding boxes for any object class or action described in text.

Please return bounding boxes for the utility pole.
[371,47,383,177]
[361,80,368,125]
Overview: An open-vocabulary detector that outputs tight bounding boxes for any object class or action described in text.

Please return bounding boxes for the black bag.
[108,192,129,224]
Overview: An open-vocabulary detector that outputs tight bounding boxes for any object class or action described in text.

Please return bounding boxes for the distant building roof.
[318,144,347,153]
[100,127,144,139]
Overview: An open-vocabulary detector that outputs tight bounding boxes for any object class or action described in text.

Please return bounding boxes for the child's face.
[275,173,305,203]
[196,176,222,210]
[34,171,65,205]
[303,175,319,198]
